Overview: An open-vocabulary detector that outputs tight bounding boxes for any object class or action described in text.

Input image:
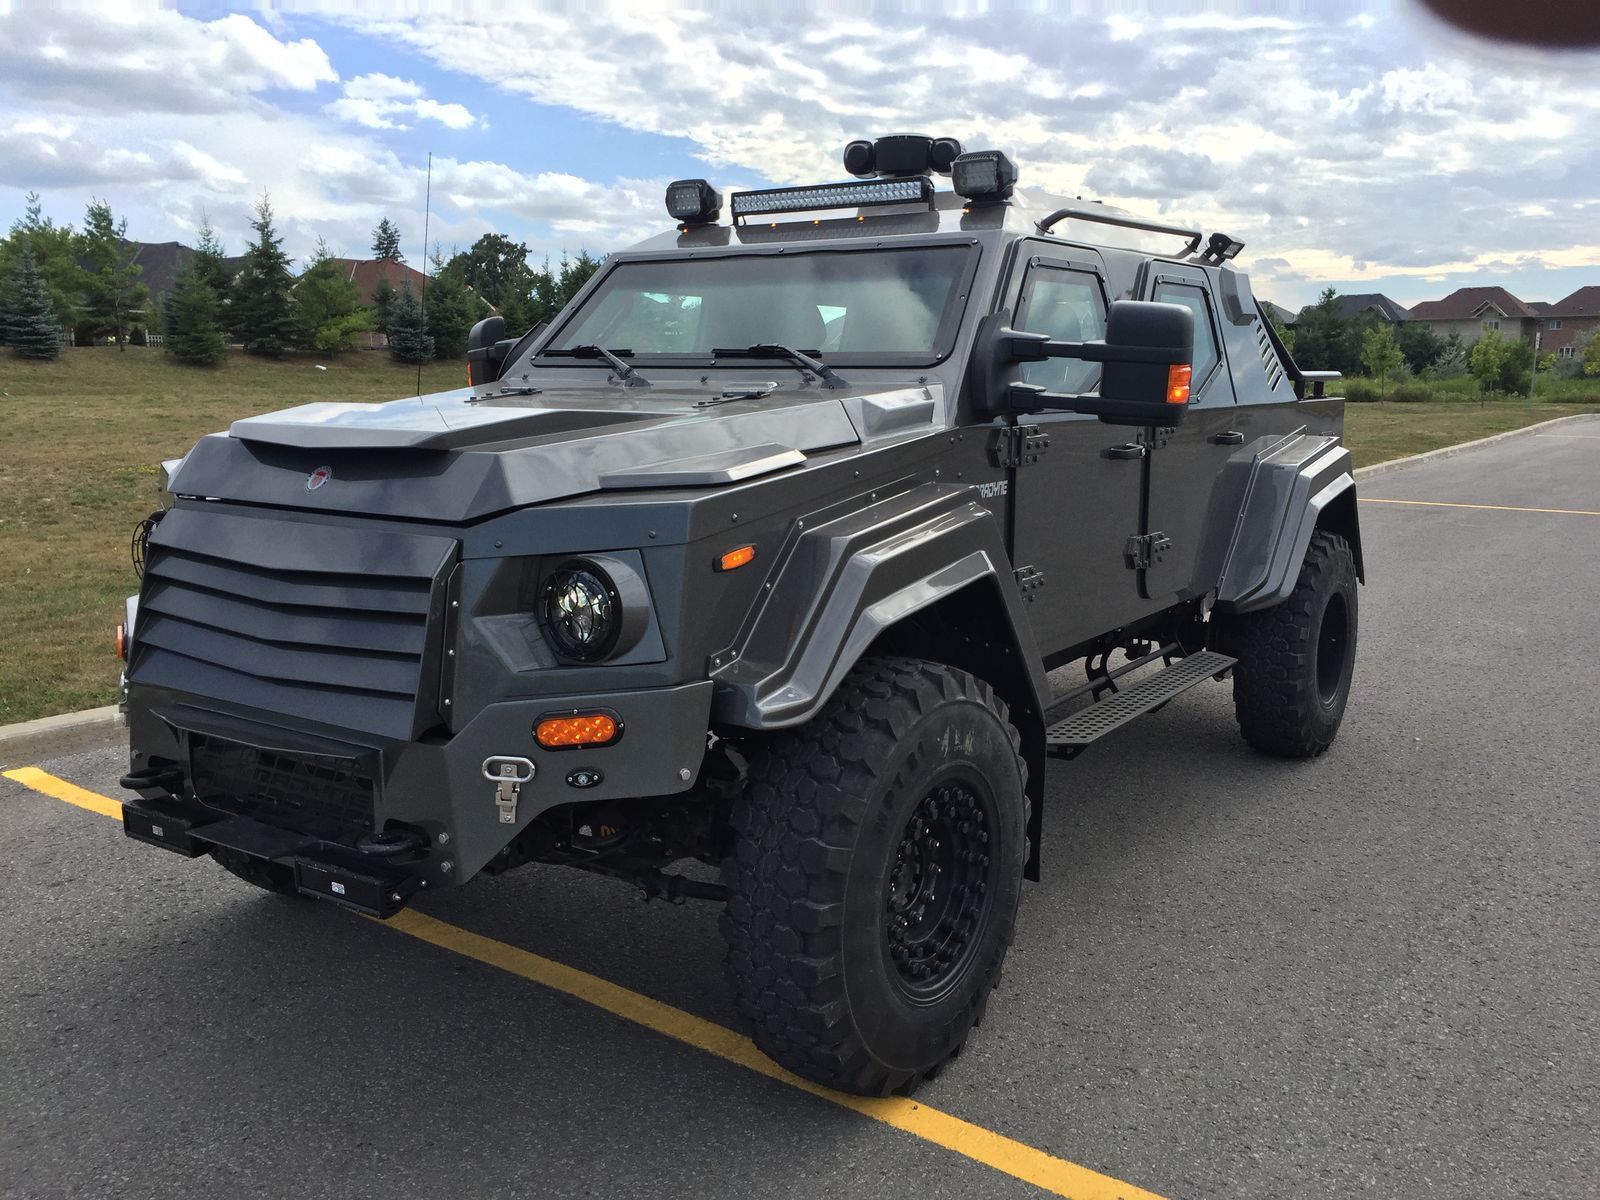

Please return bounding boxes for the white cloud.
[325,73,481,131]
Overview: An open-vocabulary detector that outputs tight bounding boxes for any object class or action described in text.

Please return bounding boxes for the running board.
[1044,650,1236,758]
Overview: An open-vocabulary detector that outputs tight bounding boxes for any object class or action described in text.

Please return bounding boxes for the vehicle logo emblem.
[306,466,332,492]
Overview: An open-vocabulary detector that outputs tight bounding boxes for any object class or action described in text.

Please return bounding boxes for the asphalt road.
[3,420,1597,1200]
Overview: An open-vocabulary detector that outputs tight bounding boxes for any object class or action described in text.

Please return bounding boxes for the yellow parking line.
[1360,497,1600,517]
[5,767,1166,1200]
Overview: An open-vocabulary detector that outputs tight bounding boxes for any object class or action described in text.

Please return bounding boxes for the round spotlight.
[541,561,621,661]
[842,139,876,177]
[929,137,965,175]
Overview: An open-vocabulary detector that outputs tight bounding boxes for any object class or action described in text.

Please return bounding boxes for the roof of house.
[1407,286,1540,321]
[1529,301,1554,315]
[1335,293,1410,322]
[92,240,247,301]
[1258,299,1296,326]
[1545,286,1600,318]
[324,257,430,307]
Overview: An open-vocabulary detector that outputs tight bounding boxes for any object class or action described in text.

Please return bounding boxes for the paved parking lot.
[3,419,1597,1200]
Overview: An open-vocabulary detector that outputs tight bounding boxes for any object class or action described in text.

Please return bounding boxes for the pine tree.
[372,218,404,261]
[2,193,85,328]
[227,194,296,356]
[294,240,374,352]
[7,251,63,360]
[424,247,485,360]
[79,199,148,349]
[371,276,396,335]
[191,215,232,297]
[165,260,227,367]
[386,283,433,364]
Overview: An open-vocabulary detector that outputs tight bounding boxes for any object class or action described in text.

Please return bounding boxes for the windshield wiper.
[546,344,652,388]
[712,344,848,390]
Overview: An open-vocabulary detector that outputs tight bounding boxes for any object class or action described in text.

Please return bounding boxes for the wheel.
[210,847,300,897]
[720,657,1028,1095]
[1221,529,1358,758]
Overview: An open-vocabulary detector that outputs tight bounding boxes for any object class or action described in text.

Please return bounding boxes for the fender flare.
[709,484,1049,731]
[1214,435,1364,613]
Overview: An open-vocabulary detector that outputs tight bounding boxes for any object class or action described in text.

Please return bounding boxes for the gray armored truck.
[117,134,1361,1095]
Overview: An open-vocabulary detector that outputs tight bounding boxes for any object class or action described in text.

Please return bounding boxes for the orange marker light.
[717,544,756,572]
[116,622,126,661]
[535,712,620,749]
[1166,363,1193,405]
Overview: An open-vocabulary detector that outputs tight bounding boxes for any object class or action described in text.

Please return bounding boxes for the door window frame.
[1014,257,1112,396]
[1149,274,1225,399]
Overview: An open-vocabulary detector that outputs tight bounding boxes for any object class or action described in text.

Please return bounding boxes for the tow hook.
[483,757,536,824]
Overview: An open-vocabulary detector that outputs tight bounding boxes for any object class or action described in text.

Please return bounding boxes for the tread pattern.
[1224,529,1358,758]
[720,657,1027,1096]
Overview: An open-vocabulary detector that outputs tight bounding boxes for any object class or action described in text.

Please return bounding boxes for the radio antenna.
[416,150,432,397]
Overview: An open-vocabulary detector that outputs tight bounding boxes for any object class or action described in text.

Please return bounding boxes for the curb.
[1353,412,1600,480]
[0,705,123,767]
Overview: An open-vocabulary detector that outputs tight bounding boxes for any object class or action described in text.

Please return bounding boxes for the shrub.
[1340,379,1381,403]
[1389,383,1434,403]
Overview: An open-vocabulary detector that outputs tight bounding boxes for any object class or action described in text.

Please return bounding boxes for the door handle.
[1102,443,1147,460]
[1210,431,1245,445]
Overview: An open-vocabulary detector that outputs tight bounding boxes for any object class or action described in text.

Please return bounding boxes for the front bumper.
[121,679,716,909]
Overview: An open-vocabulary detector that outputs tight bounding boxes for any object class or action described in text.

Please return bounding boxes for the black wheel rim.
[1316,591,1350,705]
[885,779,994,1004]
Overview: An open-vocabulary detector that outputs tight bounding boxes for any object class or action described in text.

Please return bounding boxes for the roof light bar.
[729,176,933,223]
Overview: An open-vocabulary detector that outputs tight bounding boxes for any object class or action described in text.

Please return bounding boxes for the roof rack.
[1036,206,1203,255]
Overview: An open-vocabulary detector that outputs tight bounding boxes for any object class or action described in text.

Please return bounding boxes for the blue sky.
[1,3,1597,310]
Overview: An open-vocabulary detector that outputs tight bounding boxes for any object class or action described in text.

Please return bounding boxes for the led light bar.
[729,176,934,222]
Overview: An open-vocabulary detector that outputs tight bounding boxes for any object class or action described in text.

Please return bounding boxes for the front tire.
[1222,529,1358,758]
[720,657,1028,1095]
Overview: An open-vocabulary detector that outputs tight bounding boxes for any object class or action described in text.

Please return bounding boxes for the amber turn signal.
[1166,363,1193,405]
[116,622,126,661]
[716,544,756,572]
[535,711,621,749]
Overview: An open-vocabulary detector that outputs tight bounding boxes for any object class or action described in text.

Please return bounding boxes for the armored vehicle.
[117,134,1361,1095]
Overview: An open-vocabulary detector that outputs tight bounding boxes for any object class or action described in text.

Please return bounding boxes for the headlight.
[541,560,622,661]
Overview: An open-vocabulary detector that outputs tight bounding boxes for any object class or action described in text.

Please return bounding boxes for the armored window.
[1015,269,1107,395]
[1152,282,1220,391]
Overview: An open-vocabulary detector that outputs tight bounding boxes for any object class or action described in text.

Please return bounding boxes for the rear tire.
[1222,529,1358,758]
[210,847,299,897]
[720,657,1028,1096]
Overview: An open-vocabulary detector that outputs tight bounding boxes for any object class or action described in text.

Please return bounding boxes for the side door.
[1139,266,1240,603]
[1004,248,1155,658]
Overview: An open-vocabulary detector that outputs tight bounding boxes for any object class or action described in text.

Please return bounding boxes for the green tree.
[1431,331,1469,379]
[370,276,396,335]
[227,194,296,356]
[1291,289,1349,374]
[0,193,85,328]
[190,215,233,297]
[372,217,404,261]
[1498,336,1534,396]
[1360,324,1404,390]
[1468,329,1507,394]
[386,283,433,364]
[5,251,62,359]
[1394,321,1444,374]
[1269,317,1296,357]
[1579,328,1600,378]
[294,241,374,352]
[79,199,148,349]
[164,260,228,366]
[424,248,489,359]
[452,233,530,310]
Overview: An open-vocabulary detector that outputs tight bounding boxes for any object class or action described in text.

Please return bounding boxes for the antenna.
[417,151,432,397]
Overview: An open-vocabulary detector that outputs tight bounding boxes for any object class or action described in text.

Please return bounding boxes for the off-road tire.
[1223,529,1358,758]
[720,657,1028,1096]
[210,847,299,897]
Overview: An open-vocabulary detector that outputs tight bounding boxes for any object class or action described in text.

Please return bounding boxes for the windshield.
[545,246,974,365]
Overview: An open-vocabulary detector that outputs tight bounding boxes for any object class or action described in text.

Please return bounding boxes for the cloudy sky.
[1,2,1597,310]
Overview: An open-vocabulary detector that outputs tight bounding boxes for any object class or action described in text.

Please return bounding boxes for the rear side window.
[1153,282,1220,389]
[1016,269,1107,394]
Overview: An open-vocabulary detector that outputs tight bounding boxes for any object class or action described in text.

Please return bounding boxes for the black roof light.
[842,134,965,178]
[1201,232,1245,264]
[666,178,721,225]
[843,139,876,177]
[951,150,1018,202]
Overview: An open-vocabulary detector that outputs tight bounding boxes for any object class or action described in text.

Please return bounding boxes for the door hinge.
[989,424,1049,469]
[1123,532,1173,571]
[1013,564,1046,599]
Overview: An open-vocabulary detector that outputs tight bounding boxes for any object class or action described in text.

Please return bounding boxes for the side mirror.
[467,315,509,386]
[967,300,1196,427]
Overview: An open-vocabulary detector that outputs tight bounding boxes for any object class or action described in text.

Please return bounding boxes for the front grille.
[190,734,374,844]
[128,506,457,739]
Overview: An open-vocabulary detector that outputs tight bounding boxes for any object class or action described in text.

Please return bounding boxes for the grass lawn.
[0,348,1596,724]
[0,348,462,725]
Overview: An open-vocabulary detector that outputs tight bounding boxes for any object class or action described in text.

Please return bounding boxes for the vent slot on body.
[1256,323,1286,392]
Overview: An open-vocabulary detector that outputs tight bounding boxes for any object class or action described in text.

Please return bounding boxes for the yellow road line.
[5,767,1166,1200]
[1360,497,1600,517]
[4,766,126,819]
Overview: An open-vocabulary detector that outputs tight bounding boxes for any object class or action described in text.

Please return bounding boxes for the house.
[1332,293,1410,323]
[86,240,247,306]
[1406,286,1541,346]
[1537,286,1600,361]
[321,257,431,306]
[1259,299,1296,327]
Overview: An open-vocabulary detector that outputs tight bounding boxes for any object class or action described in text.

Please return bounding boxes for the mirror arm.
[1002,331,1186,366]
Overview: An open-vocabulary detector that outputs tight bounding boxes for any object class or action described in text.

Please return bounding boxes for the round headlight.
[541,561,621,661]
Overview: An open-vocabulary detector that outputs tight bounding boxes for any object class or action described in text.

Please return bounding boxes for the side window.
[1017,269,1107,394]
[1153,282,1220,390]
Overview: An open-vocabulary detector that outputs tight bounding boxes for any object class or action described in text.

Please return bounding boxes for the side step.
[1044,649,1236,758]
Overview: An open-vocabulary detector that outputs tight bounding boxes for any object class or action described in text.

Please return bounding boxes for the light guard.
[730,177,933,222]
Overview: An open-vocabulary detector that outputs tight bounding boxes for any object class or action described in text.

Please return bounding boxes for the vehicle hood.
[166,382,939,524]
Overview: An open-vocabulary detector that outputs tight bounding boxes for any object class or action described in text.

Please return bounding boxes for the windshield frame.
[531,238,983,371]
